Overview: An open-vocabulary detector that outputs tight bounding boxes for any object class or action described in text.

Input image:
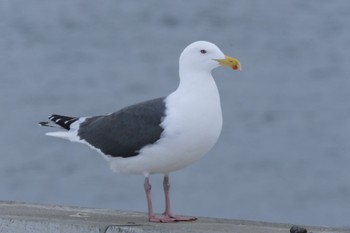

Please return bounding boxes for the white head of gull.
[40,41,241,223]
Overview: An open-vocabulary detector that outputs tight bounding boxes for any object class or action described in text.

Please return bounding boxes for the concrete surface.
[0,201,348,233]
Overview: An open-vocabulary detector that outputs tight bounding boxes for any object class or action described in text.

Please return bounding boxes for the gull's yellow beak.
[215,55,241,71]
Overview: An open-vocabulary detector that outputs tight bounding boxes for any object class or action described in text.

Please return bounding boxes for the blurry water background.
[0,0,349,228]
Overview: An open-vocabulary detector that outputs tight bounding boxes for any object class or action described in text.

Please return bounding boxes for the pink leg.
[163,175,172,216]
[144,176,176,223]
[144,177,155,221]
[162,175,197,222]
[143,176,196,223]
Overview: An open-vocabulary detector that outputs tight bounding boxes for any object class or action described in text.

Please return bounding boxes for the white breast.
[109,72,223,175]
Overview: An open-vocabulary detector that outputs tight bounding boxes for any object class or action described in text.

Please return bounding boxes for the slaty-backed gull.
[39,41,241,223]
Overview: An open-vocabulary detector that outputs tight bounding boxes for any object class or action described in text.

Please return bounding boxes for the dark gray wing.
[77,97,166,158]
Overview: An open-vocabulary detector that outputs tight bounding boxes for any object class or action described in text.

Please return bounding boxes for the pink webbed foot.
[165,215,197,222]
[149,214,197,223]
[149,215,176,223]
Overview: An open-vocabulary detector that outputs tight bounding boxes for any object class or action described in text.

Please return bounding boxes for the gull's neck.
[177,67,219,96]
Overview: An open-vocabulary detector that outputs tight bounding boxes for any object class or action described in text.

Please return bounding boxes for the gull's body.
[109,68,223,175]
[40,41,241,222]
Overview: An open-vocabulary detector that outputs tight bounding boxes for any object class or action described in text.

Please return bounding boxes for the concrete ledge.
[0,201,348,233]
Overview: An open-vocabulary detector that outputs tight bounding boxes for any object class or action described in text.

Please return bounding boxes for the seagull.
[39,41,241,223]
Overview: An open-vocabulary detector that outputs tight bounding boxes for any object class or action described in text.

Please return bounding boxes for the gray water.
[0,0,350,228]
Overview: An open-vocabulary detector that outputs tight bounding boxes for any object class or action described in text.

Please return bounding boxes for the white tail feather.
[46,131,80,142]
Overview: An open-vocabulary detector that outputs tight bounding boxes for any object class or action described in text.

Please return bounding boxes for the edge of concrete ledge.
[0,201,348,233]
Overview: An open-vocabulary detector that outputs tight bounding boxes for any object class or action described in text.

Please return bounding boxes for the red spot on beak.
[232,65,238,70]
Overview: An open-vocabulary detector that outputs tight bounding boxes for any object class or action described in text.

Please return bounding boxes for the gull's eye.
[200,49,207,54]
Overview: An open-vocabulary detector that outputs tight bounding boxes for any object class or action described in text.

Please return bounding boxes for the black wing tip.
[48,114,61,121]
[46,114,79,130]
